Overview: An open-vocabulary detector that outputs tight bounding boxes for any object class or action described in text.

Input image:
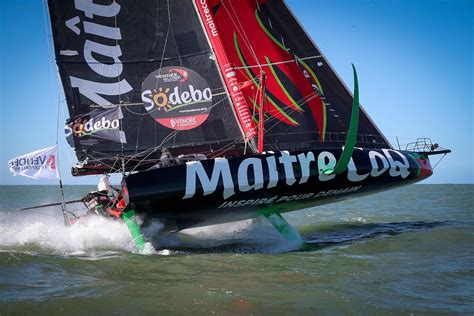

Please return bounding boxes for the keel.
[262,211,304,246]
[123,210,146,253]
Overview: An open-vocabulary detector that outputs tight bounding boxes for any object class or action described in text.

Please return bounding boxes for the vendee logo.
[141,67,213,130]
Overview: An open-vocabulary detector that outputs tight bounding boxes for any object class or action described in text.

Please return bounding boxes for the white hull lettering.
[383,149,410,179]
[297,152,315,184]
[183,150,413,200]
[237,158,264,192]
[184,158,234,199]
[347,157,370,182]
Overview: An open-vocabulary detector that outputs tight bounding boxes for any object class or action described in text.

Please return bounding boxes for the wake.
[0,205,302,256]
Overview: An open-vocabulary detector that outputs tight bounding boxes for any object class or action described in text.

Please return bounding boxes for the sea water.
[0,185,472,314]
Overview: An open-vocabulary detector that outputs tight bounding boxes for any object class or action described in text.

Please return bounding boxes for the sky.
[0,0,472,185]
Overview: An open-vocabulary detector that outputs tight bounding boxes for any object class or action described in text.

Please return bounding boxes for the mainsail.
[48,0,246,175]
[197,0,391,152]
[48,0,391,176]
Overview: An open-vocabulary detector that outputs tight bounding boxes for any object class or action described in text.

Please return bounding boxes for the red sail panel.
[199,0,326,144]
[194,0,391,151]
[194,0,257,140]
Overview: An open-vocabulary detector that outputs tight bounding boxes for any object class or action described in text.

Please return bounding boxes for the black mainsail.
[48,0,246,175]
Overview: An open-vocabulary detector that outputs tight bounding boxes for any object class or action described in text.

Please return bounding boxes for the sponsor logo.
[141,67,213,130]
[63,108,125,145]
[8,146,59,179]
[65,116,120,137]
[154,68,189,83]
[199,0,218,37]
[183,149,413,200]
[46,155,57,170]
[9,155,56,172]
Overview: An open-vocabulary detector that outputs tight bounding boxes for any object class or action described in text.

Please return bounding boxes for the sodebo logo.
[65,116,120,137]
[142,85,212,112]
[141,67,213,131]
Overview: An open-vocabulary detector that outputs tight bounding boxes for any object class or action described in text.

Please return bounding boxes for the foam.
[0,206,303,255]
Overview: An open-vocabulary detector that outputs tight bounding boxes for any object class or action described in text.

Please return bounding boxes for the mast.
[194,0,258,142]
[257,72,266,153]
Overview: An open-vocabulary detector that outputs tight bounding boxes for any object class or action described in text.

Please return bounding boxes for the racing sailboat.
[42,0,449,247]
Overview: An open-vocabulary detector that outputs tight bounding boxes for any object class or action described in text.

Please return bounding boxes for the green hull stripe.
[333,64,360,174]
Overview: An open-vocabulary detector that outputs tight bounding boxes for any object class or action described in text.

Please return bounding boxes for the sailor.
[87,175,124,219]
[93,174,118,218]
[158,148,177,167]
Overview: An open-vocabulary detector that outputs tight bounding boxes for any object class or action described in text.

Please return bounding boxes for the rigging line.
[228,0,263,71]
[221,2,261,69]
[432,153,448,170]
[155,0,172,91]
[84,104,239,172]
[121,139,241,165]
[168,7,183,68]
[133,116,146,154]
[113,0,126,175]
[227,0,260,66]
[41,1,58,107]
[86,134,244,170]
[85,153,123,174]
[42,0,63,145]
[60,50,213,65]
[129,131,180,173]
[153,0,172,150]
[234,55,322,70]
[206,136,246,159]
[127,97,230,171]
[125,124,185,170]
[263,90,319,132]
[251,77,260,122]
[42,0,68,226]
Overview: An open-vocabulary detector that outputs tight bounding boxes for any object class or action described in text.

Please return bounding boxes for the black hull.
[125,148,433,229]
